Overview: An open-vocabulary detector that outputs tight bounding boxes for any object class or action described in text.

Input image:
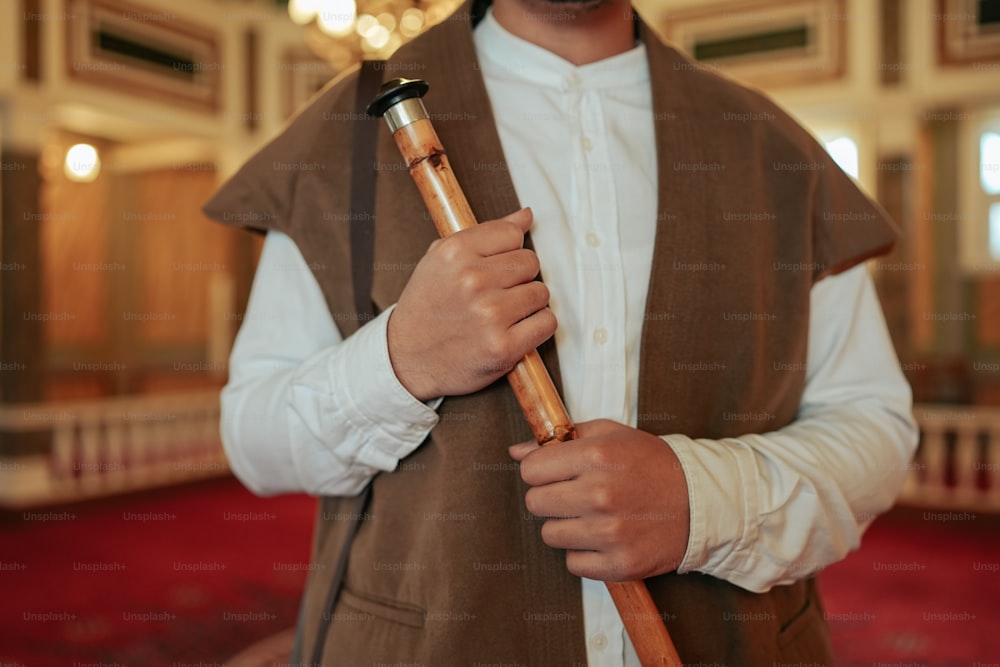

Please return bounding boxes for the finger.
[466,281,548,339]
[523,483,579,519]
[506,306,557,359]
[502,281,550,322]
[564,551,634,582]
[539,517,596,551]
[527,470,620,521]
[519,438,632,489]
[481,248,541,289]
[519,442,587,487]
[500,206,533,233]
[508,441,539,461]
[573,419,625,439]
[460,209,531,256]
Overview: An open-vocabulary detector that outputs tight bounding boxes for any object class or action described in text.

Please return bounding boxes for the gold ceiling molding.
[64,0,222,112]
[936,0,1000,67]
[661,0,847,89]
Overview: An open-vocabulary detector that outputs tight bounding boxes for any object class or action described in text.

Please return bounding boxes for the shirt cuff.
[320,305,440,471]
[663,433,760,582]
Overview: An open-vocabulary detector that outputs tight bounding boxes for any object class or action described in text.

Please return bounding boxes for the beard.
[521,0,618,13]
[484,0,632,27]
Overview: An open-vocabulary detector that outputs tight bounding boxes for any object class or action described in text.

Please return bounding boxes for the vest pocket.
[339,587,427,628]
[775,586,833,663]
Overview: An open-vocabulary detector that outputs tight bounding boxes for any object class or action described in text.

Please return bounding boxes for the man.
[204,0,918,663]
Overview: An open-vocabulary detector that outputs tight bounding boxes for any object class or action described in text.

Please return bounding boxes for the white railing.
[2,397,997,511]
[0,390,228,507]
[899,404,1000,511]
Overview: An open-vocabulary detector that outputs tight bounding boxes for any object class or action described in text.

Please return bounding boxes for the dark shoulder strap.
[349,60,383,323]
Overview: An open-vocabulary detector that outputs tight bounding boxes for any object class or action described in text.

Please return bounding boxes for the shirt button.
[589,632,609,652]
[585,232,600,247]
[567,72,581,89]
[593,327,608,345]
[581,136,593,152]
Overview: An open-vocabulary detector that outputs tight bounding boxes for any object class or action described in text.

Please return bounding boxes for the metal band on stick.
[367,77,682,667]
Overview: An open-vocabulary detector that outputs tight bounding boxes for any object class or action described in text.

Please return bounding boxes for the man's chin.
[523,0,615,13]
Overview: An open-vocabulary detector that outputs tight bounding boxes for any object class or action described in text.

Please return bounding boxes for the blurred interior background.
[0,0,998,664]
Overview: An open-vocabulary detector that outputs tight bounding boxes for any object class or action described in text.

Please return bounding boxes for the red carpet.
[1,478,998,665]
[0,477,315,665]
[819,506,1000,665]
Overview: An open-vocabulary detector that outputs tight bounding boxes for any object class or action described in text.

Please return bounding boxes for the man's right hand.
[387,207,556,401]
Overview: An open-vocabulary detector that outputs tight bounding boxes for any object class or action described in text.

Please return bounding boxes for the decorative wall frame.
[661,0,847,88]
[937,0,1000,67]
[64,0,221,112]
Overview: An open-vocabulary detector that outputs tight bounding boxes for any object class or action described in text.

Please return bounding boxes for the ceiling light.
[64,144,101,183]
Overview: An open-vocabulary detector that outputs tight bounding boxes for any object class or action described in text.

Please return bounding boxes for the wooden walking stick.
[368,78,682,667]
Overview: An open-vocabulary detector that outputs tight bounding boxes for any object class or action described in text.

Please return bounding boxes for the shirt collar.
[473,8,649,92]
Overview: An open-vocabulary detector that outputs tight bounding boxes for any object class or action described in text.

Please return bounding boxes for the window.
[991,203,1000,261]
[982,132,1000,195]
[825,136,860,180]
[960,110,1000,272]
[983,131,1000,261]
[791,117,871,194]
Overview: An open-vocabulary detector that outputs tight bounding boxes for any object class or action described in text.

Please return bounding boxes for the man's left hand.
[509,419,691,582]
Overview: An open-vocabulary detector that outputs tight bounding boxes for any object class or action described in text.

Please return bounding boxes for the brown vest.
[204,3,898,664]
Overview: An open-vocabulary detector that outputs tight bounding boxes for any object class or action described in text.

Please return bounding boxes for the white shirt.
[221,11,918,666]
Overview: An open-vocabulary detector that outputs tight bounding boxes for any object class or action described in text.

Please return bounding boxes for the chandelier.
[288,0,462,66]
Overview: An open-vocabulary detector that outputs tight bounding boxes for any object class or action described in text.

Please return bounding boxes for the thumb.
[502,207,533,233]
[508,439,539,461]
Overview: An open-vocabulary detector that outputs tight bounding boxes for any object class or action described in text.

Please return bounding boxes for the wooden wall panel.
[874,156,914,359]
[978,277,1000,347]
[40,166,111,347]
[35,149,245,399]
[135,167,230,344]
[911,124,936,351]
[1,149,43,405]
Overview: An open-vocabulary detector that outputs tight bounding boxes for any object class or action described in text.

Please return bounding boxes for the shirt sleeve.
[220,230,440,497]
[667,263,919,593]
